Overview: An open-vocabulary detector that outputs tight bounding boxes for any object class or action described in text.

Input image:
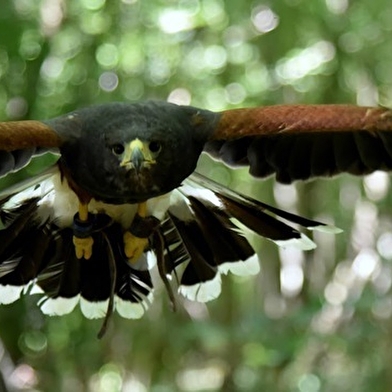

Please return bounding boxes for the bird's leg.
[72,202,94,259]
[123,201,160,263]
[123,202,148,262]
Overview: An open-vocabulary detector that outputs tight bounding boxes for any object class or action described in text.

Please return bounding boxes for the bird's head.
[49,101,218,204]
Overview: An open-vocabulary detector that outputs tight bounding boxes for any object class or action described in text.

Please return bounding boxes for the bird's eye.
[148,141,162,154]
[111,144,125,155]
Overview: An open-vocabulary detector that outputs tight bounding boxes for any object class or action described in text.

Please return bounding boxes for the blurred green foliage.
[0,0,392,391]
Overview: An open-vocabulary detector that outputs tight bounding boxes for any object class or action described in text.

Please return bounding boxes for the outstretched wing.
[0,120,63,177]
[205,105,392,183]
[4,102,383,331]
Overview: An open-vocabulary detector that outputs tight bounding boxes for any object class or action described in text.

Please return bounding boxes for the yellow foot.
[123,231,148,263]
[73,236,94,259]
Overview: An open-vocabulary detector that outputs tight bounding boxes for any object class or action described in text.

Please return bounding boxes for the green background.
[0,0,392,391]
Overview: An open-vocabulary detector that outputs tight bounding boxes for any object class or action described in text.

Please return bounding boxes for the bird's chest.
[40,171,171,229]
[60,157,163,204]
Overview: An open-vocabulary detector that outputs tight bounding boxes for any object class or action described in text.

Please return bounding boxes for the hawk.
[0,101,391,336]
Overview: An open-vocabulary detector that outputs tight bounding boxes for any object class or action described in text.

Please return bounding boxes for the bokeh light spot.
[99,71,119,92]
[96,43,119,68]
[251,6,279,34]
[377,232,392,260]
[81,0,106,11]
[158,10,195,34]
[298,373,321,392]
[352,249,380,280]
[281,264,304,297]
[167,88,192,105]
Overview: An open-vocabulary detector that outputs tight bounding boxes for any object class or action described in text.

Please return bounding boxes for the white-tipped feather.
[307,224,343,234]
[80,298,109,319]
[179,273,222,303]
[230,216,316,251]
[219,254,260,276]
[274,233,316,250]
[39,295,79,316]
[0,284,24,304]
[180,184,223,208]
[29,284,45,295]
[115,293,153,319]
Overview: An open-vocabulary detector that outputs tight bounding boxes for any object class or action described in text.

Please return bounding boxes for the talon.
[73,236,94,259]
[123,231,148,263]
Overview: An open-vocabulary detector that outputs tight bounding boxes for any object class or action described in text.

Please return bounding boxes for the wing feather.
[207,105,392,183]
[0,120,63,178]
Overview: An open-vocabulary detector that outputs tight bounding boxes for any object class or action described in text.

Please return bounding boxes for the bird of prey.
[0,101,391,336]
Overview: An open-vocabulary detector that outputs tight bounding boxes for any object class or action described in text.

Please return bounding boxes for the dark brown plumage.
[0,100,390,334]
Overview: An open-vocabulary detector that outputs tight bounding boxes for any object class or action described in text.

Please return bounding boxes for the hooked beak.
[130,140,144,173]
[120,138,156,173]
